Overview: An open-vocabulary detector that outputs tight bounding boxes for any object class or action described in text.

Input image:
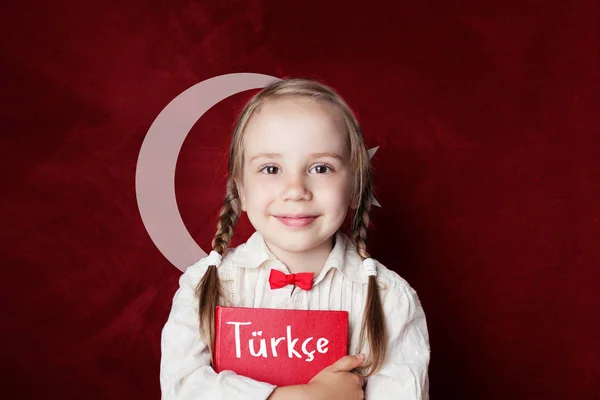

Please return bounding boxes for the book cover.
[214,306,348,386]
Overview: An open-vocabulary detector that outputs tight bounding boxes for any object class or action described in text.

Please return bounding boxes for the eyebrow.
[249,153,281,163]
[249,152,344,163]
[310,152,344,160]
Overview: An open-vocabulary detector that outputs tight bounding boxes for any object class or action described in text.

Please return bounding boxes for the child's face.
[237,97,354,256]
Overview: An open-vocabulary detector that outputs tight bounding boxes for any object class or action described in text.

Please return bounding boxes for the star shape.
[368,146,381,207]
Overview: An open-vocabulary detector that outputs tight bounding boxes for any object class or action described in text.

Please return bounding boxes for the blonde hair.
[196,78,387,376]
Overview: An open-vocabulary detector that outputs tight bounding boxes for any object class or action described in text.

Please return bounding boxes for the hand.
[305,354,366,400]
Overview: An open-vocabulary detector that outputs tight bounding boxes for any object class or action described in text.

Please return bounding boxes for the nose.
[281,172,312,201]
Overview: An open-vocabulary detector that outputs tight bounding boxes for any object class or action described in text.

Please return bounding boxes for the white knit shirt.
[160,231,430,399]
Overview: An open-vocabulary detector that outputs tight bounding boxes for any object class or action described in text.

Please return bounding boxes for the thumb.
[331,354,366,372]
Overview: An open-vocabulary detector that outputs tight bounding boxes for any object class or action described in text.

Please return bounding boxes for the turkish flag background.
[1,0,599,398]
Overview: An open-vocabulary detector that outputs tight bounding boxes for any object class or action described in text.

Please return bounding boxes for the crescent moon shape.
[135,73,281,272]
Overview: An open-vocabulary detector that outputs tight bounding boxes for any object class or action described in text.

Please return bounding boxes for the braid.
[353,178,388,376]
[197,177,241,363]
[211,178,242,253]
[352,178,373,260]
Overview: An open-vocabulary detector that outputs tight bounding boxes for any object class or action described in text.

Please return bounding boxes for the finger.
[353,371,365,387]
[331,354,365,372]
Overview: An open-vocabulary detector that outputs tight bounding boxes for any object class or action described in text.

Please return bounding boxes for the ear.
[349,183,360,209]
[235,179,247,212]
[350,193,359,209]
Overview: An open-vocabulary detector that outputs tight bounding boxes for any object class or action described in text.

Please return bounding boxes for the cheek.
[244,176,279,208]
[319,177,353,208]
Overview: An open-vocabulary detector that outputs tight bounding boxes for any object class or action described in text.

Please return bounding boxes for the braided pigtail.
[353,178,387,376]
[196,177,241,363]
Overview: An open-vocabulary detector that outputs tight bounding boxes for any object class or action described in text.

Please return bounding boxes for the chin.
[267,237,316,253]
[267,231,333,253]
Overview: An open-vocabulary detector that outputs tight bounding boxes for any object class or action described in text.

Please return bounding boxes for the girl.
[160,78,430,399]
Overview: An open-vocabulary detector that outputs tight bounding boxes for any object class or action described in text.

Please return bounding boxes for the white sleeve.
[160,260,277,400]
[365,283,431,400]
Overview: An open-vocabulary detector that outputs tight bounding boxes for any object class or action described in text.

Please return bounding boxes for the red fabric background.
[1,1,599,398]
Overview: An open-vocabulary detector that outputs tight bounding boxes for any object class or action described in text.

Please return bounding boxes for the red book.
[214,306,348,386]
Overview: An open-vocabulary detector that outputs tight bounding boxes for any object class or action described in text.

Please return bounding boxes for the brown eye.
[262,166,280,174]
[310,165,332,174]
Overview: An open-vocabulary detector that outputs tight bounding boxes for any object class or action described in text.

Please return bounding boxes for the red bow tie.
[268,269,315,291]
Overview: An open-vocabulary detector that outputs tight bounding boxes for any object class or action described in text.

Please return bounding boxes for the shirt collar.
[228,230,369,284]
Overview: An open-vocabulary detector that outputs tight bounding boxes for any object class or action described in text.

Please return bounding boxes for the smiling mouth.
[274,215,318,227]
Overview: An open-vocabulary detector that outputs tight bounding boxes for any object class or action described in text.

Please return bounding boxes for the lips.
[274,215,318,227]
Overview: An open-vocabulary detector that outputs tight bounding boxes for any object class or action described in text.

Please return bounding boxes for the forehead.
[242,97,349,159]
